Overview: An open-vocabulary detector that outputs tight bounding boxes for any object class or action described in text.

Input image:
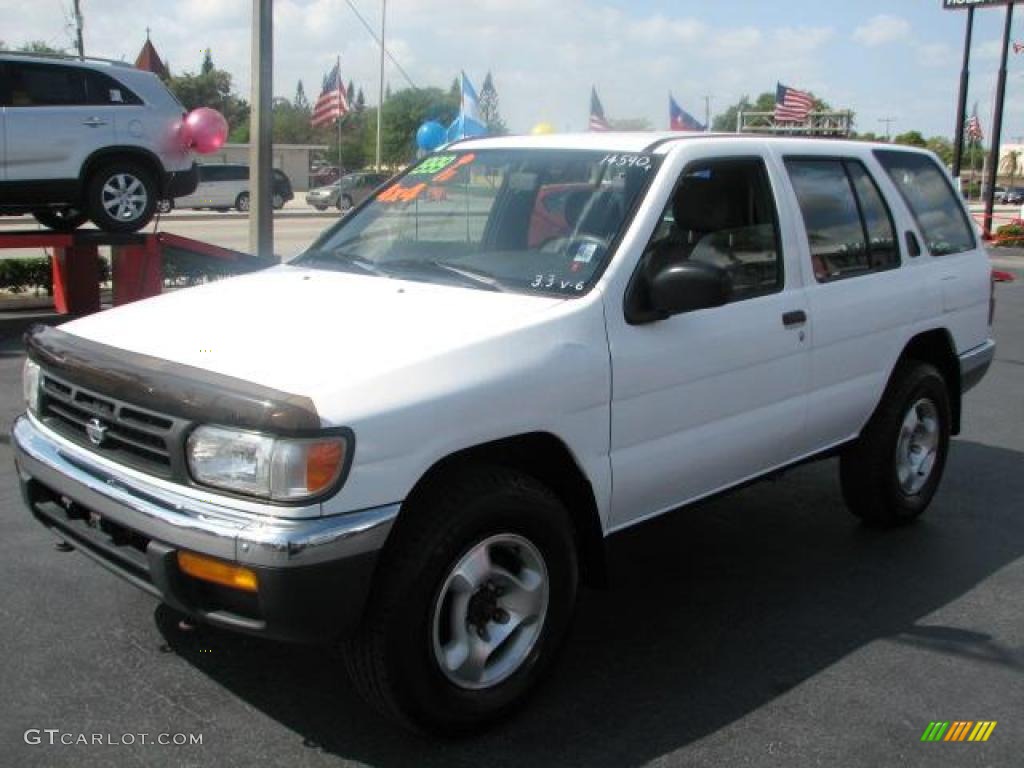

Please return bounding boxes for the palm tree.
[999,149,1021,191]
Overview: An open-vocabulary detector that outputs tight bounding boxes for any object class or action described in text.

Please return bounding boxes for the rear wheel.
[840,361,951,527]
[337,193,354,212]
[155,199,173,214]
[272,192,285,210]
[85,162,157,233]
[235,192,250,212]
[33,207,88,232]
[343,467,578,734]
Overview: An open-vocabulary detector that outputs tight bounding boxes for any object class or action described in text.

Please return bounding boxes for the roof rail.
[0,49,133,68]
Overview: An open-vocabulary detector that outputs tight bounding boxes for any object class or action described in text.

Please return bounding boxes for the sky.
[3,0,1024,142]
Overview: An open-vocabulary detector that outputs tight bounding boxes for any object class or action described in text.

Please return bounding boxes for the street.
[0,266,1021,767]
[0,203,339,261]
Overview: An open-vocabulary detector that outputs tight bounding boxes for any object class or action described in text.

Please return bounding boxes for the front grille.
[39,372,187,479]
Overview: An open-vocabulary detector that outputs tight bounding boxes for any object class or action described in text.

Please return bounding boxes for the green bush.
[994,220,1024,247]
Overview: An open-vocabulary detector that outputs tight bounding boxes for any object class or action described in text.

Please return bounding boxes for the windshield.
[293,148,660,296]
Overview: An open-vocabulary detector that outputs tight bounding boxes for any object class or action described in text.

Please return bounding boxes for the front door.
[605,149,811,530]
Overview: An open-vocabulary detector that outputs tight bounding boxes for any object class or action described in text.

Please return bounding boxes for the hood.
[60,265,566,399]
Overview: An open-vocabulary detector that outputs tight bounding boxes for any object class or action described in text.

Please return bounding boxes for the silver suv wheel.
[895,398,940,495]
[431,533,549,690]
[101,172,149,222]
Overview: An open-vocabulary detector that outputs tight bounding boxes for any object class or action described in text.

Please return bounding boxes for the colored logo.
[921,721,997,742]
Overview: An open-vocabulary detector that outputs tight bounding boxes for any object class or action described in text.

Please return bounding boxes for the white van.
[164,163,293,212]
[14,134,995,734]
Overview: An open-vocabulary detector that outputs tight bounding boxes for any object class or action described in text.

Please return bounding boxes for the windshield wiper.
[383,259,504,292]
[295,251,389,277]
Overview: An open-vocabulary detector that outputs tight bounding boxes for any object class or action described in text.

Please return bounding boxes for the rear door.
[778,154,917,453]
[4,61,115,185]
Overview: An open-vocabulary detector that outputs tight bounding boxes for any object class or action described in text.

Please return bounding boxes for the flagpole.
[336,55,344,175]
[375,0,386,171]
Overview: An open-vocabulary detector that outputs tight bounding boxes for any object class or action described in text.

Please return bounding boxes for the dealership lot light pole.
[249,0,274,259]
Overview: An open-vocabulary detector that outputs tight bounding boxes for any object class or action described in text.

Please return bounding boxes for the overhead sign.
[943,0,1014,9]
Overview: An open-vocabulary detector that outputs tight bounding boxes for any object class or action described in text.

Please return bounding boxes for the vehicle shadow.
[155,440,1024,767]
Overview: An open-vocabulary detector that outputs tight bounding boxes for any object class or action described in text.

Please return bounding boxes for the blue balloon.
[416,120,447,151]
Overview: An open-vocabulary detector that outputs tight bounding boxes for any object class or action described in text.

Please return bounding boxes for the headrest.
[672,175,739,234]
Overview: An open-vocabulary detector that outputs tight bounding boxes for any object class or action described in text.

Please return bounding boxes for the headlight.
[186,425,349,501]
[23,359,40,413]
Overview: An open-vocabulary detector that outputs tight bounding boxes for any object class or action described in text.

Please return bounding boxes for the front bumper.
[960,339,996,394]
[163,162,199,198]
[12,413,397,643]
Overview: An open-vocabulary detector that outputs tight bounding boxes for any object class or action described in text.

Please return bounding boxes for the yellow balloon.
[531,122,556,135]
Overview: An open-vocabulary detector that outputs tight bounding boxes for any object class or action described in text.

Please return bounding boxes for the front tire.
[85,162,157,233]
[337,193,354,212]
[344,467,578,734]
[840,361,951,527]
[235,192,250,212]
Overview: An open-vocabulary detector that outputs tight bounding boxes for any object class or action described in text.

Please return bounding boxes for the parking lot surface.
[0,273,1021,767]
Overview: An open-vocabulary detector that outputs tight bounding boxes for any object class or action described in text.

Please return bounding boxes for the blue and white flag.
[448,71,487,141]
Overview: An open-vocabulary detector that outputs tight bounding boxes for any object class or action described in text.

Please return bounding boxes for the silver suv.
[0,52,198,232]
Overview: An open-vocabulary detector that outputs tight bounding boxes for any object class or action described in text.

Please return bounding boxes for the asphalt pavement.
[0,279,1021,767]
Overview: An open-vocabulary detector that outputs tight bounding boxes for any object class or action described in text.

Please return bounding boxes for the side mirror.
[626,256,730,324]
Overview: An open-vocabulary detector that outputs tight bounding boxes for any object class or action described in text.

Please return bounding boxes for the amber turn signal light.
[177,551,259,593]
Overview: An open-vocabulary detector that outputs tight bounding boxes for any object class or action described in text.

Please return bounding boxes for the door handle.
[82,117,108,127]
[782,310,807,328]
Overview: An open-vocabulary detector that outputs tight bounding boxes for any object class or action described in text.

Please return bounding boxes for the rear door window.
[83,70,142,105]
[785,158,900,282]
[874,150,976,256]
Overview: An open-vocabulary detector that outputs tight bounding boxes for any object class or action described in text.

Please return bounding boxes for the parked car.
[999,186,1024,205]
[14,135,995,734]
[0,52,198,232]
[305,171,389,211]
[159,164,293,213]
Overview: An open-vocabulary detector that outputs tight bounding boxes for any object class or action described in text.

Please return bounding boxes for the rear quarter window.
[874,150,976,256]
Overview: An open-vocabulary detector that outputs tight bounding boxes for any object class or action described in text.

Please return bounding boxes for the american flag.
[966,104,984,143]
[589,87,610,132]
[311,60,349,128]
[774,82,815,123]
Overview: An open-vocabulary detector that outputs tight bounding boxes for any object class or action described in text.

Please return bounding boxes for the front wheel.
[85,162,157,233]
[155,198,173,215]
[343,467,578,734]
[235,192,250,212]
[337,193,354,212]
[272,193,285,210]
[840,361,951,527]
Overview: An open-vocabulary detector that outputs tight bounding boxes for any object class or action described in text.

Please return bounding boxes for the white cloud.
[853,15,911,47]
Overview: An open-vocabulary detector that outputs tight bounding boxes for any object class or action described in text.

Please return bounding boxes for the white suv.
[0,52,197,232]
[13,134,995,733]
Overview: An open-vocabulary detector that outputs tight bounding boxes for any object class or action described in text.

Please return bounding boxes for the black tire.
[156,199,173,215]
[33,208,88,232]
[337,193,354,212]
[840,360,951,527]
[272,193,285,210]
[85,161,157,233]
[343,466,579,734]
[235,192,250,212]
[314,205,328,212]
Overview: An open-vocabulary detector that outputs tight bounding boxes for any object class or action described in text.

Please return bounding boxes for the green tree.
[167,53,249,133]
[201,49,214,75]
[356,88,366,111]
[294,80,309,112]
[364,86,459,167]
[925,136,954,166]
[478,72,508,135]
[346,80,356,107]
[712,91,840,132]
[449,77,461,101]
[609,117,654,131]
[893,130,927,148]
[16,40,66,54]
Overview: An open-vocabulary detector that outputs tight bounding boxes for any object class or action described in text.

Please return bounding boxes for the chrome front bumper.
[12,413,399,642]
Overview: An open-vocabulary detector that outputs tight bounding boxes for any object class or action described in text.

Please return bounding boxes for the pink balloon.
[182,108,228,154]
